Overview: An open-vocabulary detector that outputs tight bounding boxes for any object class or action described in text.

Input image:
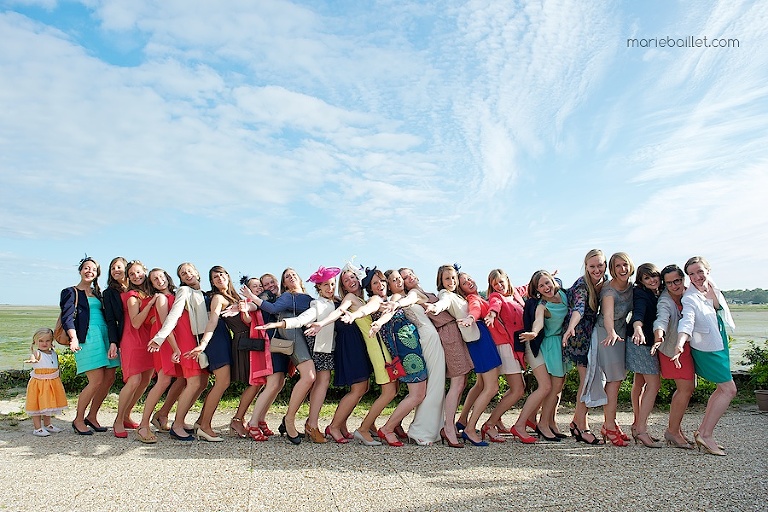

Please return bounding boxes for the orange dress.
[25,350,68,416]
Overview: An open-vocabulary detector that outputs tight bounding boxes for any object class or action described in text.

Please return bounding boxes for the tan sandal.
[136,425,157,444]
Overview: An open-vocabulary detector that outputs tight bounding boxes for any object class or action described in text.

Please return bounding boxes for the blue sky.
[1,0,766,306]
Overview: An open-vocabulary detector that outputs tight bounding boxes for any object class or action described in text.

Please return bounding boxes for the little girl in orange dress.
[25,328,68,437]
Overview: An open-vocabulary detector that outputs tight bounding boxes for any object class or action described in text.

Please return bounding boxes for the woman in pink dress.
[113,260,157,439]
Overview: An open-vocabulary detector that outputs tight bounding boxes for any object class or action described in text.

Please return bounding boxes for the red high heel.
[495,422,511,434]
[481,423,506,443]
[246,424,267,442]
[616,424,630,442]
[325,426,350,444]
[258,421,274,437]
[377,428,403,447]
[393,424,408,440]
[509,426,536,444]
[525,419,538,432]
[601,424,628,447]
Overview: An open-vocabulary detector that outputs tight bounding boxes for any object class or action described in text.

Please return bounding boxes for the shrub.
[740,340,768,389]
[59,351,88,392]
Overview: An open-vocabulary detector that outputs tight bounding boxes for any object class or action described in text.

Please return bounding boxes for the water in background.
[730,308,768,371]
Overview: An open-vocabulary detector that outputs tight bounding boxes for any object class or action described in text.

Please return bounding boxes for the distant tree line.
[724,289,768,304]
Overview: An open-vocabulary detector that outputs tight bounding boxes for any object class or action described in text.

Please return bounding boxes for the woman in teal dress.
[674,256,736,456]
[521,270,569,441]
[60,257,120,435]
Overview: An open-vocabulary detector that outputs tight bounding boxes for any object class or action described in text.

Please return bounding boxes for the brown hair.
[280,268,306,295]
[107,256,128,292]
[456,272,475,299]
[364,269,386,298]
[527,270,559,300]
[126,260,150,298]
[148,268,177,295]
[208,265,240,304]
[78,257,103,299]
[635,263,660,292]
[436,264,456,291]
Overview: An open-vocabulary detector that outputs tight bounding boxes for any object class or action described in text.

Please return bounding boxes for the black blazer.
[60,287,91,343]
[514,297,544,356]
[102,287,125,346]
[630,286,658,346]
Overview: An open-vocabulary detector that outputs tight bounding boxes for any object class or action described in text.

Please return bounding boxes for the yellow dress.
[25,350,68,416]
[355,314,392,385]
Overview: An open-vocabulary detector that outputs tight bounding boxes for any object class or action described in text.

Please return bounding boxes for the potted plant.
[741,340,768,411]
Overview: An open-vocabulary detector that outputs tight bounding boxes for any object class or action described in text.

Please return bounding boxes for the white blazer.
[653,290,683,358]
[283,296,336,353]
[678,282,734,352]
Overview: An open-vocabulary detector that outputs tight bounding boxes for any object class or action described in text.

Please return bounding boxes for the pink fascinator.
[307,266,341,284]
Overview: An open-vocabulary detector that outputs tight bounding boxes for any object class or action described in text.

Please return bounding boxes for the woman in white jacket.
[673,256,736,456]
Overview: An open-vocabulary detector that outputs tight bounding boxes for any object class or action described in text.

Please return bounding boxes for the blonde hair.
[684,256,711,274]
[339,270,363,299]
[608,252,635,280]
[487,269,511,298]
[32,327,54,351]
[583,249,605,312]
[177,262,200,282]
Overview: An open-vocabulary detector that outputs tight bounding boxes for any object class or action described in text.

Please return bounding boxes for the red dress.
[171,301,206,378]
[148,293,182,378]
[119,291,156,382]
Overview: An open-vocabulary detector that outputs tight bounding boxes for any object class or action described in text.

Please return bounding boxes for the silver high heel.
[353,429,381,446]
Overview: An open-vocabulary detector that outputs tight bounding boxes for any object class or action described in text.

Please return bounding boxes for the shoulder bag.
[54,287,77,346]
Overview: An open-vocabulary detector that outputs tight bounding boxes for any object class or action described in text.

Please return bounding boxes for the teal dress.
[690,310,732,383]
[540,290,569,378]
[74,297,120,374]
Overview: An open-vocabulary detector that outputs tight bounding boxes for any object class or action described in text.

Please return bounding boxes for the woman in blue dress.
[60,257,120,435]
[521,270,569,441]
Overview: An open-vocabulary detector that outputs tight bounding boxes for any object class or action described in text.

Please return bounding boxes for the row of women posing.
[563,251,736,456]
[60,252,735,455]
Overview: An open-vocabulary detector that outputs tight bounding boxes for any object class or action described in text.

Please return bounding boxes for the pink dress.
[148,293,182,378]
[119,291,155,381]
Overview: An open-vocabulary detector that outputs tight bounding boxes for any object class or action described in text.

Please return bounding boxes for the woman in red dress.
[112,260,157,439]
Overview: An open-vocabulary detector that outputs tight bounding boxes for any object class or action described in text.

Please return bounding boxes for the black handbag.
[239,337,265,351]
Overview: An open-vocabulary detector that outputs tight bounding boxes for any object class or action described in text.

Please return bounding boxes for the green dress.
[540,290,569,378]
[74,297,121,374]
[690,310,732,383]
